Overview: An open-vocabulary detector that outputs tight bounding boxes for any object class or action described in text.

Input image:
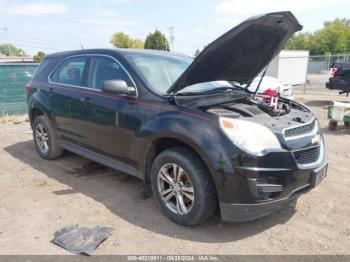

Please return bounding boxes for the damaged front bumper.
[219,162,328,222]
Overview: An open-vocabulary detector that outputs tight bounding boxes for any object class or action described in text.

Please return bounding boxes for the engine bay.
[174,90,315,134]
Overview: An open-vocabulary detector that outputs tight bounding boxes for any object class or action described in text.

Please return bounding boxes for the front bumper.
[220,184,307,222]
[219,162,327,222]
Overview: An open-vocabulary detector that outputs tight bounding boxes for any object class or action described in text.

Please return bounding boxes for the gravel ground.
[0,76,349,255]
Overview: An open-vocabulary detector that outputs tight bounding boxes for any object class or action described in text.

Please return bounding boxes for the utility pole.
[3,27,11,56]
[169,26,174,52]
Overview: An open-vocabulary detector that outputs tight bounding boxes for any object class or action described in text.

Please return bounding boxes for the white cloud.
[216,0,349,15]
[6,3,67,16]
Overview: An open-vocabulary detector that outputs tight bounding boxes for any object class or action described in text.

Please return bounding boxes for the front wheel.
[151,147,217,226]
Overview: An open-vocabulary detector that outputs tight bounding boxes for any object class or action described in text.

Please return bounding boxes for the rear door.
[48,56,90,143]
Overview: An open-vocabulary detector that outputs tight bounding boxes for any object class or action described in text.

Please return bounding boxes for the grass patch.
[0,114,28,124]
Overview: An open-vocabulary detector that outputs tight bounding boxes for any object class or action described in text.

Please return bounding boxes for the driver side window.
[89,56,133,90]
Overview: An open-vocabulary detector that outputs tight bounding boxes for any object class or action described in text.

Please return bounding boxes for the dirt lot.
[0,75,349,255]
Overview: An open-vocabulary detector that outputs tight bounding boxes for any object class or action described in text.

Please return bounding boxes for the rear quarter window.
[33,57,59,82]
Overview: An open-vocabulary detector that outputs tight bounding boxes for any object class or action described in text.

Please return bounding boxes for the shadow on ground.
[321,126,350,136]
[4,140,297,243]
[305,100,350,108]
[304,100,333,107]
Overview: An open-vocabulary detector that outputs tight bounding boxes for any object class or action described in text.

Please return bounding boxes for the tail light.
[25,83,31,96]
[330,68,338,78]
[263,88,279,97]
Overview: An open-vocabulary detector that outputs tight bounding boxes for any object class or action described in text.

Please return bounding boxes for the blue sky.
[0,0,350,56]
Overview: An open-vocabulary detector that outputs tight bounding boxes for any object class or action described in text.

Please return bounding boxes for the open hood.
[167,11,302,94]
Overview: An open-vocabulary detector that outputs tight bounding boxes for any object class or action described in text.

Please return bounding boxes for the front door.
[71,55,140,168]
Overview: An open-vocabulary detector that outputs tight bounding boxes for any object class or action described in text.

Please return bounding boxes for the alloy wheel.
[35,123,50,154]
[157,163,194,215]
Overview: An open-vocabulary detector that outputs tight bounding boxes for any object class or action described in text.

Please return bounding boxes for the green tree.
[110,32,133,48]
[285,18,350,54]
[312,20,350,54]
[33,51,45,62]
[144,30,169,51]
[132,39,145,49]
[285,33,313,51]
[110,32,144,49]
[0,44,25,56]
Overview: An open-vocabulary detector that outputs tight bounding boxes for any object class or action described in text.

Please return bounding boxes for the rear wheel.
[33,116,63,159]
[344,122,350,128]
[151,147,217,226]
[328,120,338,130]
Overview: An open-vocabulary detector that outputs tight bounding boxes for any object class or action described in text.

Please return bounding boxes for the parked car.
[247,76,294,100]
[27,12,327,226]
[326,62,350,92]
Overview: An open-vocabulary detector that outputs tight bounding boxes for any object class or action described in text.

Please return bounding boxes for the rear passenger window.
[51,57,88,87]
[89,56,133,90]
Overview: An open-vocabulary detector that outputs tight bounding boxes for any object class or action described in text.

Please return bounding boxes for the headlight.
[219,117,281,155]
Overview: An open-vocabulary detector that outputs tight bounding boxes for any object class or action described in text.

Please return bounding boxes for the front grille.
[284,120,315,138]
[293,146,320,165]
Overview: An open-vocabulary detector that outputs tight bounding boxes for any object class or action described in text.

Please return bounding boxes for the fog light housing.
[247,178,283,200]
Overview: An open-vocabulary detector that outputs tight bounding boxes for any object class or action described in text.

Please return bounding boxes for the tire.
[328,120,338,130]
[150,147,217,226]
[345,122,350,128]
[33,115,63,159]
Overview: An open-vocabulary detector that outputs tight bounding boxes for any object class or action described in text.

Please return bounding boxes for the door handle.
[48,87,53,93]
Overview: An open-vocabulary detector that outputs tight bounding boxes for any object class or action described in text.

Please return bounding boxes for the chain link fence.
[0,58,39,116]
[308,54,350,74]
[305,54,350,94]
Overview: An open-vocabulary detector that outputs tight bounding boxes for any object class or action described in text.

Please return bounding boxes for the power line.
[3,39,70,51]
[0,31,81,54]
[0,32,77,46]
[1,40,65,52]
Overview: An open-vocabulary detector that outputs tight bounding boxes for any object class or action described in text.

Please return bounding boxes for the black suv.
[326,62,350,94]
[27,12,327,226]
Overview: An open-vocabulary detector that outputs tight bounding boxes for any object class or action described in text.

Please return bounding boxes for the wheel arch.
[28,88,54,129]
[29,107,45,128]
[143,135,217,188]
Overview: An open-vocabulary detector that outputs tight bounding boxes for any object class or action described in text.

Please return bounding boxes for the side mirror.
[102,80,136,96]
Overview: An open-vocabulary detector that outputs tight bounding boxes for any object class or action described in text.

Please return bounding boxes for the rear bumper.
[326,78,350,91]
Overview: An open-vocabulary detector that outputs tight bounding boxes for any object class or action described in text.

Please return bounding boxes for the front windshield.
[126,53,235,94]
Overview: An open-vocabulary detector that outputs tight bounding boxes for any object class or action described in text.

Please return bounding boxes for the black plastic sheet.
[53,225,113,255]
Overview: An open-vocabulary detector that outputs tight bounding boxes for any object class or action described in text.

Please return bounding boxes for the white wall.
[266,50,309,85]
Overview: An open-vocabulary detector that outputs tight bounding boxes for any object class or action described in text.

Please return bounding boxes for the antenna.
[78,37,84,49]
[168,26,174,52]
